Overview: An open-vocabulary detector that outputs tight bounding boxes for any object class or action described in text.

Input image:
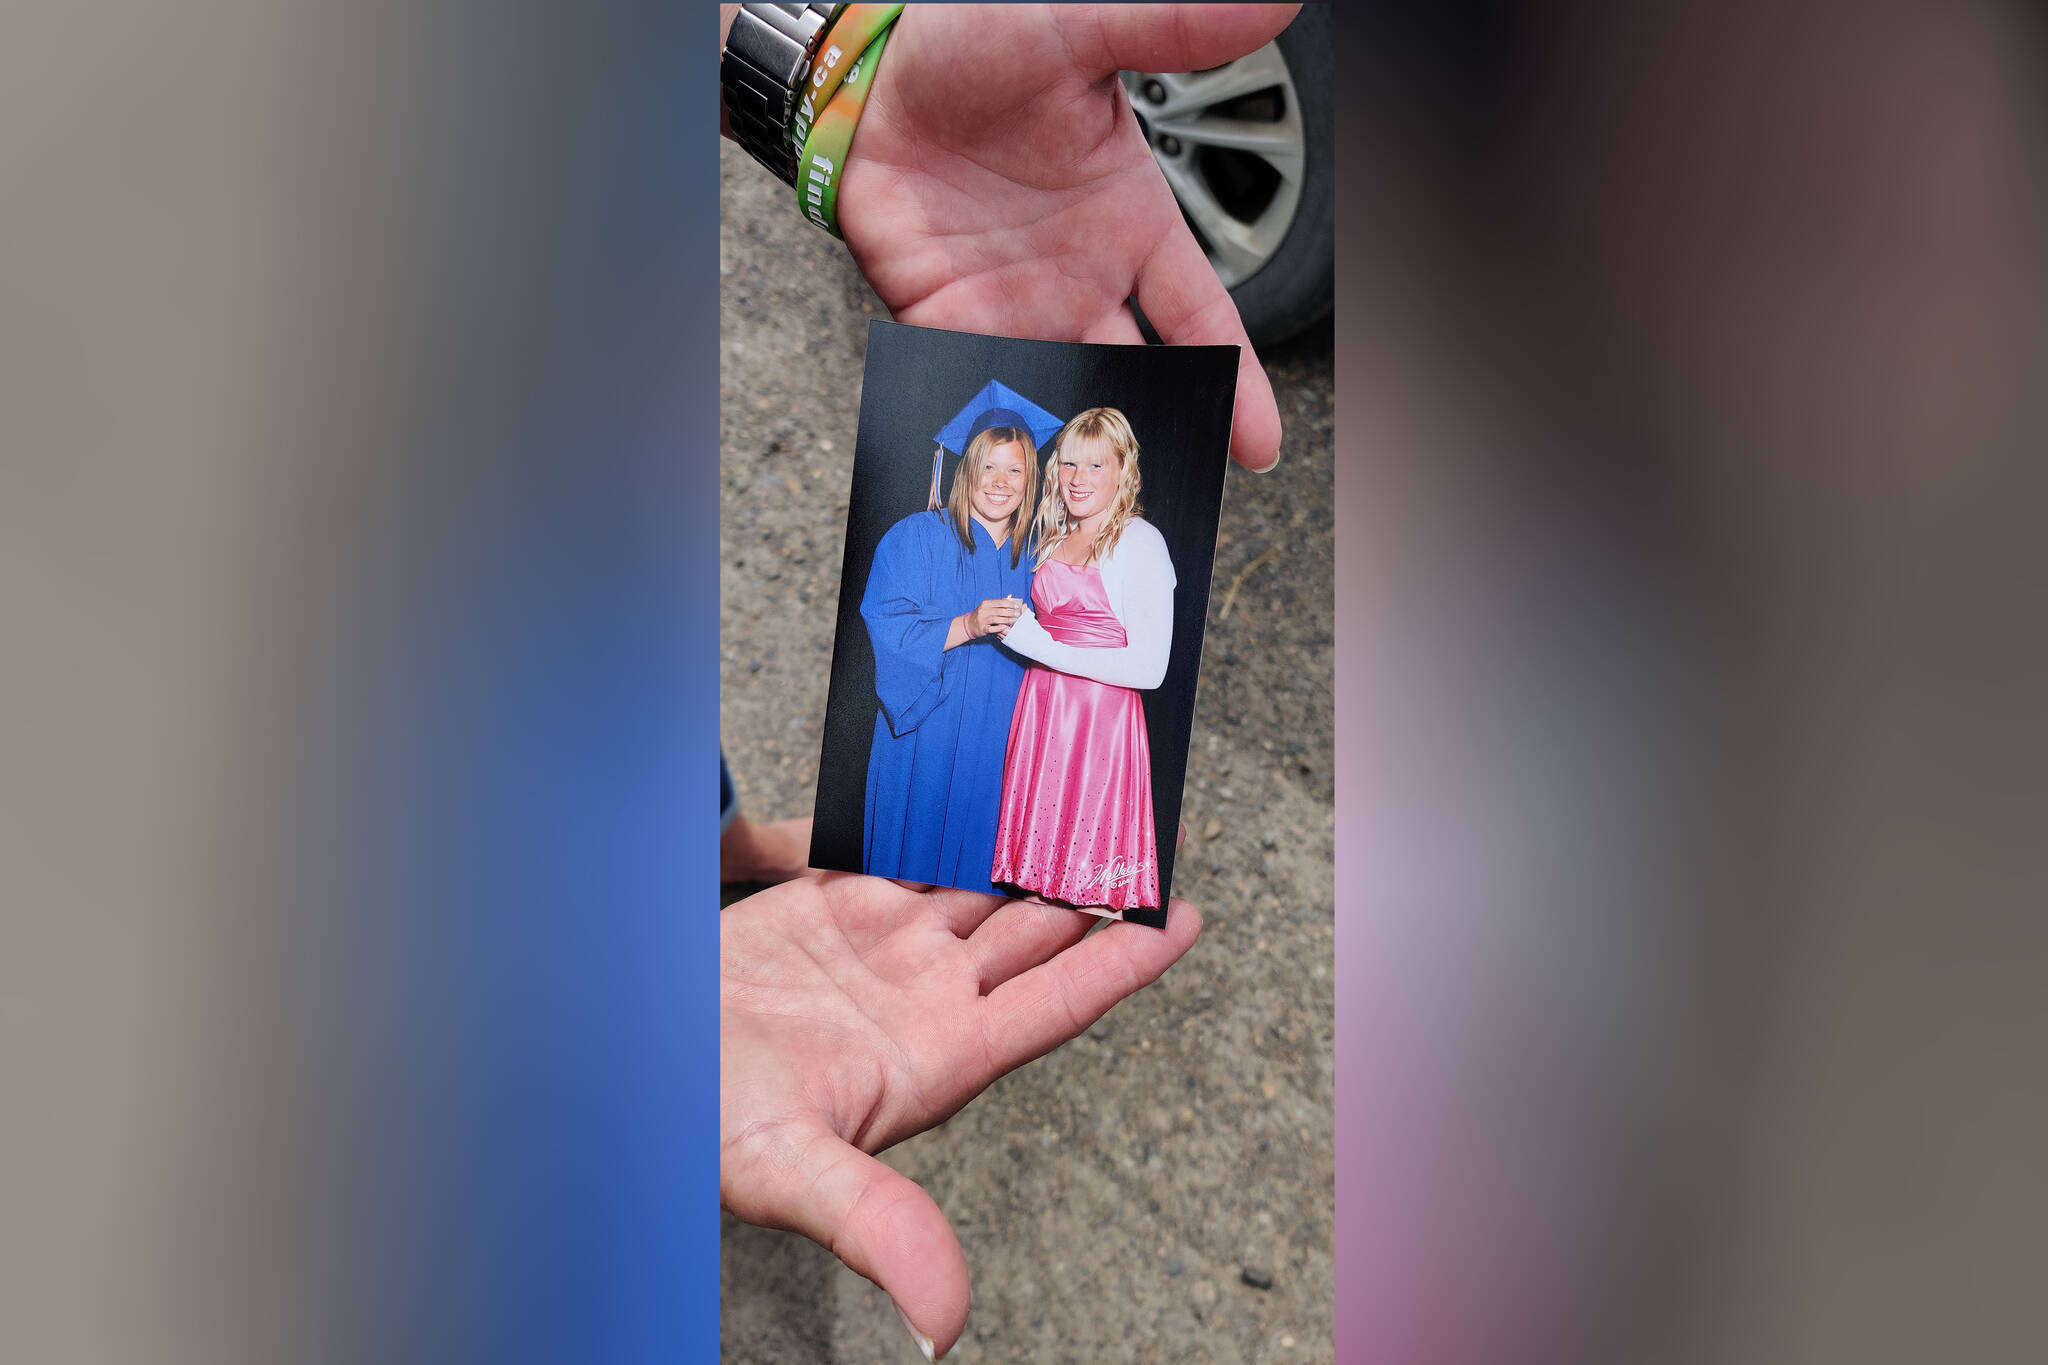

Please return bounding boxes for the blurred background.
[2,4,721,1361]
[3,3,2044,1363]
[1337,3,2048,1362]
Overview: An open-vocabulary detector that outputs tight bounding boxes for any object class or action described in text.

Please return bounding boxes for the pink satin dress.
[991,559,1160,913]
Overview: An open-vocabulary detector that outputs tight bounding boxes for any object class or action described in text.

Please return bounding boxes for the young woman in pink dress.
[990,408,1175,921]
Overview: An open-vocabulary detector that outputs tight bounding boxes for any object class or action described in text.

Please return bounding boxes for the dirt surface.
[719,140,1335,1364]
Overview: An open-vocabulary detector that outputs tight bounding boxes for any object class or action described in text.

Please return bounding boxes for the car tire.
[1223,7,1335,348]
[1125,7,1335,349]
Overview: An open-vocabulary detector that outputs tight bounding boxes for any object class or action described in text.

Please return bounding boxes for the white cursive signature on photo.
[1077,854,1147,895]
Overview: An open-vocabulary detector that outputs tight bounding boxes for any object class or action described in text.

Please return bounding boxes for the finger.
[966,897,1095,992]
[1081,304,1147,346]
[1177,820,1187,852]
[816,877,1005,956]
[729,1120,971,1360]
[979,898,1203,1074]
[926,884,1009,937]
[1133,216,1283,469]
[1064,3,1302,79]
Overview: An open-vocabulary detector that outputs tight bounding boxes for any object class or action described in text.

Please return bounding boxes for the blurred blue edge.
[320,10,720,1361]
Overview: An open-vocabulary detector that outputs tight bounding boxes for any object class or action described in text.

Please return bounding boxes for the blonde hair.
[1032,407,1142,568]
[945,426,1038,568]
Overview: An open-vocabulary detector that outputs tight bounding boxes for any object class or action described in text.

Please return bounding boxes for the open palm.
[721,872,1201,1357]
[839,3,1300,470]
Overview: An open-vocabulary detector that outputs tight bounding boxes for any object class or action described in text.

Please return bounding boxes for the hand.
[1000,602,1038,642]
[719,813,814,885]
[721,874,1201,1358]
[841,4,1299,471]
[965,596,1021,639]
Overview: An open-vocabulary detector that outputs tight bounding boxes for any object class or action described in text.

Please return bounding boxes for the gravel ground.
[719,140,1335,1364]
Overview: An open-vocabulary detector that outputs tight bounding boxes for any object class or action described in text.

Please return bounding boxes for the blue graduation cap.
[926,380,1065,510]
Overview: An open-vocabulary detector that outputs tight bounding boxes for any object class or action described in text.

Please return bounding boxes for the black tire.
[1226,6,1335,349]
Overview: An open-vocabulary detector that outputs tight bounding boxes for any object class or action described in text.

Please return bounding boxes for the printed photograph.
[810,321,1239,928]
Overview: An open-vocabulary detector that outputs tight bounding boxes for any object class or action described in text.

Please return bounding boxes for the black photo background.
[809,320,1238,921]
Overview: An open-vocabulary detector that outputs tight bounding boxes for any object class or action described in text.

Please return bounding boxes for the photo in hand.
[810,321,1236,928]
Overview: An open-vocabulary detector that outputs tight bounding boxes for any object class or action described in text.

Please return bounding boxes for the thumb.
[737,1122,971,1359]
[1066,3,1302,78]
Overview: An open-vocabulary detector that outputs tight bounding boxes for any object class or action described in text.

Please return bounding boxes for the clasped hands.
[962,595,1025,641]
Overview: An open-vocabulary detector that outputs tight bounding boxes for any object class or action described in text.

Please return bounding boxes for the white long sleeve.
[1002,519,1175,690]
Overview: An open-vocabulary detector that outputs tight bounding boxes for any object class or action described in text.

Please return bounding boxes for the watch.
[721,4,839,186]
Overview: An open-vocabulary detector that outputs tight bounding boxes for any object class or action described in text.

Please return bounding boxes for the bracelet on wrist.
[790,3,901,149]
[795,26,889,237]
[792,5,899,237]
[720,4,839,187]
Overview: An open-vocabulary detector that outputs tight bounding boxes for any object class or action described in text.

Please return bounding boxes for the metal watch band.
[721,3,837,186]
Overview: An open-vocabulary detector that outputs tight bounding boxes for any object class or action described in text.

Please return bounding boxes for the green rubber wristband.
[789,3,903,151]
[795,21,892,238]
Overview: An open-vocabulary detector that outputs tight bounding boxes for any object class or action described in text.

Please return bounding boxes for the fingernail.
[896,1303,938,1361]
[1250,448,1283,474]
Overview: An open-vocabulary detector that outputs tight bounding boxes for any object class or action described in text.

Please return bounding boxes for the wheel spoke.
[1147,49,1289,121]
[1157,157,1268,288]
[1126,40,1309,290]
[1152,114,1305,181]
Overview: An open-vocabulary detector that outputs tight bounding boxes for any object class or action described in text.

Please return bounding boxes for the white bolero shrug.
[1001,517,1176,690]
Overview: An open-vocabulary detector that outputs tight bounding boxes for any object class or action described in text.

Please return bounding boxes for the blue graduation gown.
[861,510,1035,892]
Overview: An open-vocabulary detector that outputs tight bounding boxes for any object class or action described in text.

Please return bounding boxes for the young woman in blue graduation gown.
[860,425,1041,892]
